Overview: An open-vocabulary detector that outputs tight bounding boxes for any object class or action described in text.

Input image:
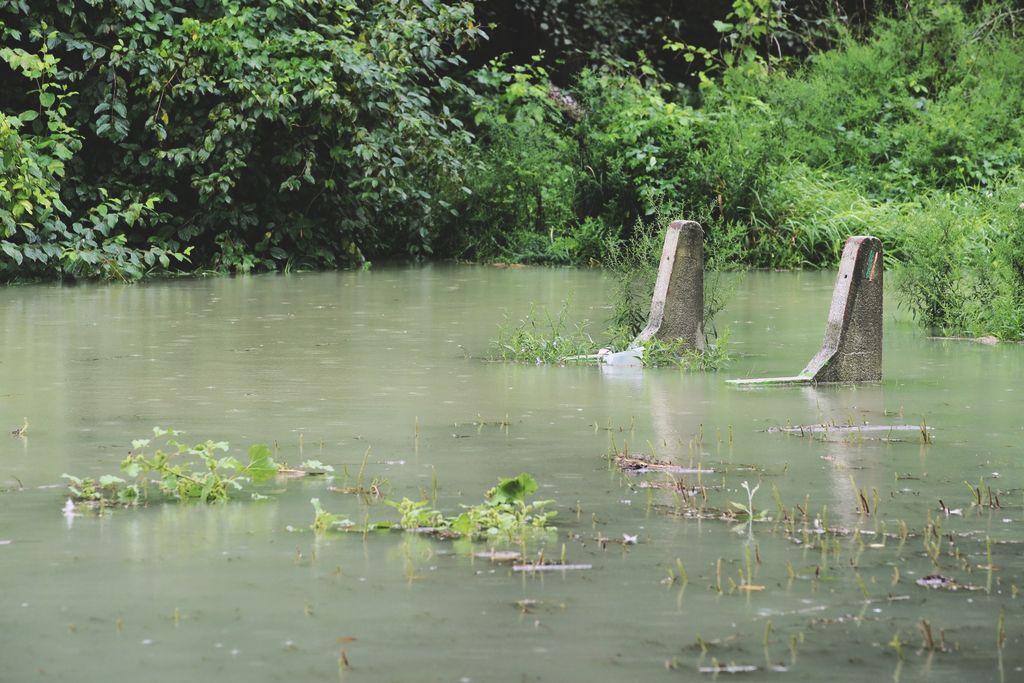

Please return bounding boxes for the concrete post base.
[729,235,883,386]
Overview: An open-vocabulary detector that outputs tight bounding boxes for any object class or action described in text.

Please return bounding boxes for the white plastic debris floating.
[562,346,643,367]
[597,347,643,367]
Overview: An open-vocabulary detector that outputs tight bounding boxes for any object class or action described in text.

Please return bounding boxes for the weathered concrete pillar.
[632,220,705,351]
[802,236,883,382]
[728,235,883,385]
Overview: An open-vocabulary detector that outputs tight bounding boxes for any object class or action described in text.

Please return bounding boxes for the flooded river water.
[0,265,1021,682]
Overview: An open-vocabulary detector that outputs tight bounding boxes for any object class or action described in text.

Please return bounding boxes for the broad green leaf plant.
[63,427,281,505]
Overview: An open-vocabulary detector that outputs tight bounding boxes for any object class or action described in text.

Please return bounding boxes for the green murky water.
[1,266,1021,682]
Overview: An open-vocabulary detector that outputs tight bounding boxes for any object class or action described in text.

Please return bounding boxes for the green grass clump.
[492,300,601,364]
[492,296,731,371]
[896,177,1024,339]
[637,330,731,371]
[744,165,915,269]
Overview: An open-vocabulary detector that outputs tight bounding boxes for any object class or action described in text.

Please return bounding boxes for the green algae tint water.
[0,266,1021,682]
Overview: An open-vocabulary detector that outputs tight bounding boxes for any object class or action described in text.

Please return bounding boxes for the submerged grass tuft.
[492,299,731,370]
[492,299,600,364]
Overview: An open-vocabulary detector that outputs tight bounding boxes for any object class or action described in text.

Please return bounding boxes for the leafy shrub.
[1,0,484,277]
[735,0,1024,199]
[0,33,190,280]
[451,60,579,263]
[573,63,702,229]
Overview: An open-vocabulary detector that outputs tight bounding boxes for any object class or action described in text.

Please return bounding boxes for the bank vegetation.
[2,1,1022,338]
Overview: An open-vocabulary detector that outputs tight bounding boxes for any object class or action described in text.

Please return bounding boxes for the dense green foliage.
[708,1,1024,337]
[2,0,1023,337]
[1,0,482,277]
[460,1,1024,338]
[459,2,1024,263]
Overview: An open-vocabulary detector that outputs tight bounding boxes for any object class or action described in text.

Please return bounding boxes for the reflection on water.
[0,266,1021,682]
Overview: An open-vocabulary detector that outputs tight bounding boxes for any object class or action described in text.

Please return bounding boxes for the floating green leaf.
[487,472,538,505]
[244,444,279,482]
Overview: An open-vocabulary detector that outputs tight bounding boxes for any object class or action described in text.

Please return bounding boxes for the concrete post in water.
[632,220,705,352]
[728,235,883,385]
[801,236,883,382]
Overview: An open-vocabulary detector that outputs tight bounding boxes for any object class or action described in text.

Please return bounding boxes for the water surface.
[1,266,1021,682]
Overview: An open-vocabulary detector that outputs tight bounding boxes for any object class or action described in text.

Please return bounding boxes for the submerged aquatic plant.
[63,427,281,505]
[728,481,770,522]
[62,473,135,505]
[298,460,334,473]
[311,472,556,541]
[311,497,354,533]
[450,472,557,539]
[385,497,446,529]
